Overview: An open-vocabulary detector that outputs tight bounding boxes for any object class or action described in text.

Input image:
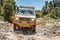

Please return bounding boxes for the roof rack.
[20,6,34,9]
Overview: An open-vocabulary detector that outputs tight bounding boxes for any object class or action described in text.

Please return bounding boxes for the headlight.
[31,19,34,21]
[16,17,19,20]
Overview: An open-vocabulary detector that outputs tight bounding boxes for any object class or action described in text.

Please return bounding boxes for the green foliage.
[42,0,60,20]
[4,6,13,22]
[42,7,48,16]
[49,7,60,19]
[36,14,40,18]
[35,10,42,18]
[58,18,60,22]
[3,0,15,23]
[0,16,4,20]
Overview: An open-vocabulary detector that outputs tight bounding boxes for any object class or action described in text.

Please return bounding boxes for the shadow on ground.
[14,29,36,35]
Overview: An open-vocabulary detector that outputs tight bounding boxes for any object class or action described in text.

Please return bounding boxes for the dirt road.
[0,20,60,40]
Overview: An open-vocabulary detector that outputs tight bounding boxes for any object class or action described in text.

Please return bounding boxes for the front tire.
[14,24,16,31]
[14,24,18,31]
[32,25,36,33]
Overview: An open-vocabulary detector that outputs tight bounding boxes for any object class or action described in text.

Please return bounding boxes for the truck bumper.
[13,17,36,28]
[13,21,36,28]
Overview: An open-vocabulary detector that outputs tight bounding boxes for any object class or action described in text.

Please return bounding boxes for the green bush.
[58,18,60,22]
[36,14,40,18]
[0,16,4,20]
[35,10,42,18]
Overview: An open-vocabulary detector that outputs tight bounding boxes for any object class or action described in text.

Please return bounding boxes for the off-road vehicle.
[13,6,36,33]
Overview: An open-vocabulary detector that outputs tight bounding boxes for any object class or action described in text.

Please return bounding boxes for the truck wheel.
[32,25,36,33]
[23,28,27,35]
[14,24,16,31]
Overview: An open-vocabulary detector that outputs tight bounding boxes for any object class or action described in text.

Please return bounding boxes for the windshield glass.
[20,10,34,15]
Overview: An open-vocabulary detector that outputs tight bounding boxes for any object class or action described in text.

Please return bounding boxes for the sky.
[15,0,52,10]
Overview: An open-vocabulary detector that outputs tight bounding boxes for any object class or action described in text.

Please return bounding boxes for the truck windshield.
[20,10,34,15]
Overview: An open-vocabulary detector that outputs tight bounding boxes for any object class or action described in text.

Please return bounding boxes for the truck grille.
[19,17,31,22]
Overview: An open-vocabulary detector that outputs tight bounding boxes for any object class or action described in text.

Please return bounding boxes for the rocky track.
[0,20,60,40]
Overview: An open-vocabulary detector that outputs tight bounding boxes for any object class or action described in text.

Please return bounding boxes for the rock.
[0,32,18,40]
[37,23,60,37]
[0,22,13,32]
[0,20,60,40]
[17,35,24,40]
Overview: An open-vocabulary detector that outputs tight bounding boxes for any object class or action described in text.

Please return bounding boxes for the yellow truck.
[13,6,36,33]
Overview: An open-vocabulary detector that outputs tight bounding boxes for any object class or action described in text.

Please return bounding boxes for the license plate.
[22,21,27,23]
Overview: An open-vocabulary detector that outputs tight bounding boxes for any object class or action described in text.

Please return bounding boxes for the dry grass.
[37,17,60,26]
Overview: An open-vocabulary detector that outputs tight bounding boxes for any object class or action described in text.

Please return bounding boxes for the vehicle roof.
[20,6,34,9]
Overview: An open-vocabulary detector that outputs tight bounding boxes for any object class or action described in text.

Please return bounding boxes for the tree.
[48,1,53,8]
[42,0,60,19]
[0,0,3,6]
[4,0,15,22]
[42,6,48,16]
[45,1,48,9]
